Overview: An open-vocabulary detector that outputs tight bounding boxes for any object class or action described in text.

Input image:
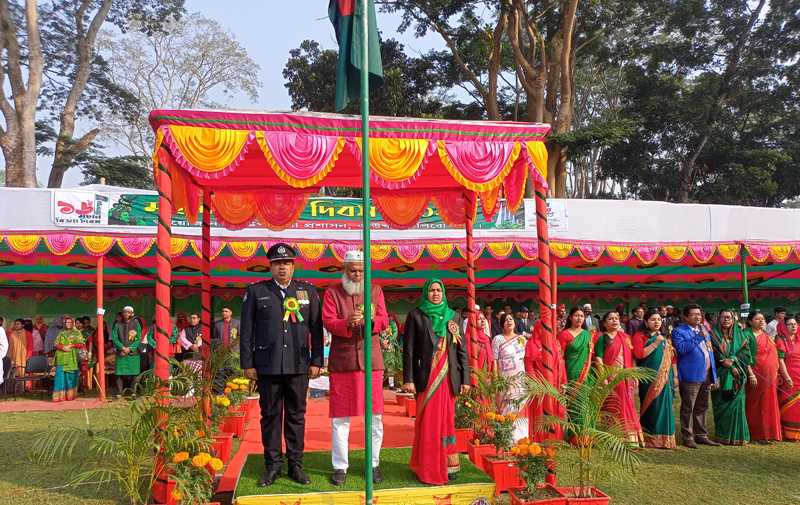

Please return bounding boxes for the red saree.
[410,338,459,485]
[599,332,644,446]
[777,334,800,441]
[745,331,782,441]
[525,326,566,442]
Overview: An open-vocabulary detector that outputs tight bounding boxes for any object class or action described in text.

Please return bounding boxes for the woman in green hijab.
[404,279,470,486]
[710,308,751,445]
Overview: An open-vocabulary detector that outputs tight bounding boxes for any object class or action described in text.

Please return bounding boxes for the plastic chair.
[11,355,51,401]
[1,356,13,400]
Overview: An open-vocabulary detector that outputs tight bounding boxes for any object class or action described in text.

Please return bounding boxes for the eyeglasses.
[719,315,733,320]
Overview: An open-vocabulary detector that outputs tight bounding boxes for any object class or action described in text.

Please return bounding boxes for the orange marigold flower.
[192,455,206,468]
[510,446,520,455]
[546,447,556,458]
[508,413,516,422]
[209,458,224,471]
[172,490,182,500]
[486,412,496,420]
[530,444,542,456]
[474,439,481,446]
[496,415,506,423]
[240,385,248,391]
[224,388,232,394]
[518,437,530,445]
[519,445,530,456]
[195,430,205,438]
[172,451,189,463]
[226,382,235,388]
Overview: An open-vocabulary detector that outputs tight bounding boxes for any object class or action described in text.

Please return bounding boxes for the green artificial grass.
[233,448,493,499]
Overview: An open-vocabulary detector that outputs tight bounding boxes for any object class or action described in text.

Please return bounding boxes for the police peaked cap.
[266,243,296,262]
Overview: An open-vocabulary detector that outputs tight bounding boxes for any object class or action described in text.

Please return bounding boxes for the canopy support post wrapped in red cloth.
[96,255,105,399]
[465,190,479,380]
[201,191,213,422]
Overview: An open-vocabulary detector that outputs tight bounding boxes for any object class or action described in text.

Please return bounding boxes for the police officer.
[241,243,323,487]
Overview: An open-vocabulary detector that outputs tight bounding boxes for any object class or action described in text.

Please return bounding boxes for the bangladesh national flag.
[328,0,384,111]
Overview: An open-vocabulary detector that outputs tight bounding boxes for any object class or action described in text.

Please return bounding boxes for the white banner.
[52,190,113,226]
[524,199,568,232]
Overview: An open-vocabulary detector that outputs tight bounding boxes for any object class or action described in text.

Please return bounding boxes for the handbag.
[76,348,89,362]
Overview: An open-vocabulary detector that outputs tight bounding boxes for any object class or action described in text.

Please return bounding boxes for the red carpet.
[217,390,415,493]
[0,398,106,413]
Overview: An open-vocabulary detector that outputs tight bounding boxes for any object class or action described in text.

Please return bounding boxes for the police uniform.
[240,243,323,481]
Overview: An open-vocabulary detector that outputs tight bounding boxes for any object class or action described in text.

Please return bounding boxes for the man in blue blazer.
[672,304,721,448]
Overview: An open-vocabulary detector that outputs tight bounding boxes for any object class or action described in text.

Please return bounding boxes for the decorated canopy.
[149,109,550,229]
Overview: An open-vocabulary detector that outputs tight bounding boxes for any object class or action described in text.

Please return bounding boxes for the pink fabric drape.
[503,156,528,213]
[260,131,342,187]
[253,190,310,231]
[431,192,477,230]
[441,141,517,189]
[577,244,604,262]
[46,234,77,255]
[119,237,154,257]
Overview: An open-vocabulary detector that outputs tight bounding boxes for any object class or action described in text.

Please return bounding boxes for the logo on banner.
[52,191,112,226]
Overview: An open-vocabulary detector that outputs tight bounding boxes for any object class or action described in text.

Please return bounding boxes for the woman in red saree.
[594,311,645,448]
[744,310,782,441]
[526,318,567,442]
[404,279,470,485]
[776,316,800,441]
[475,311,495,372]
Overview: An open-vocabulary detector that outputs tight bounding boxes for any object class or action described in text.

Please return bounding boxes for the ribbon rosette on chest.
[283,297,305,323]
[447,321,462,344]
[358,303,376,319]
[231,328,238,340]
[128,330,137,338]
[518,336,525,346]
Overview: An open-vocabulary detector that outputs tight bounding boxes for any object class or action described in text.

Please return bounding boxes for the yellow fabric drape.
[607,246,633,263]
[550,243,574,259]
[6,235,41,254]
[355,138,430,183]
[663,246,688,262]
[296,243,327,261]
[228,241,260,260]
[717,244,740,261]
[81,236,116,255]
[169,125,252,173]
[171,238,189,257]
[769,245,792,261]
[427,243,455,262]
[487,242,514,259]
[370,244,393,262]
[526,141,548,181]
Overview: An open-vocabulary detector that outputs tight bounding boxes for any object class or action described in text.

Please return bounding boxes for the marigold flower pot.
[466,440,496,471]
[555,487,611,505]
[219,411,246,438]
[482,454,523,495]
[455,428,474,453]
[405,398,417,418]
[152,477,178,505]
[509,484,568,505]
[235,401,252,421]
[211,433,234,465]
[396,391,412,406]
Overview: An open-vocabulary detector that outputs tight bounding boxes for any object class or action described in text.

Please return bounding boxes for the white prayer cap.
[475,304,480,311]
[343,250,364,263]
[123,306,134,312]
[583,303,592,309]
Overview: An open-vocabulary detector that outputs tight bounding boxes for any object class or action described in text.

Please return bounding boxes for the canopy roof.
[149,109,550,230]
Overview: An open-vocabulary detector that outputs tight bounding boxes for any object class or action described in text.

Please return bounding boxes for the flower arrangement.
[511,438,554,494]
[224,378,250,409]
[482,411,516,457]
[171,450,223,504]
[454,392,480,430]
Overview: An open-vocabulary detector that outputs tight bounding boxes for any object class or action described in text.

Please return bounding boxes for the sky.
[45,0,445,188]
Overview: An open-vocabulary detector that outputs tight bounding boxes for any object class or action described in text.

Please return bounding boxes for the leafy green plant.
[454,391,480,430]
[483,411,516,456]
[469,369,527,444]
[170,451,221,505]
[524,364,657,498]
[28,364,210,505]
[511,441,553,494]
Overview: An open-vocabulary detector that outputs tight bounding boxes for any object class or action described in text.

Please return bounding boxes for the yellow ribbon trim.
[168,125,251,172]
[550,243,574,258]
[171,238,189,257]
[81,236,115,255]
[717,244,740,261]
[437,140,520,192]
[227,241,260,260]
[663,246,688,262]
[296,243,327,261]
[769,245,792,261]
[487,242,514,259]
[427,243,455,262]
[607,246,632,263]
[355,137,430,183]
[6,235,40,254]
[370,244,393,262]
[257,132,344,188]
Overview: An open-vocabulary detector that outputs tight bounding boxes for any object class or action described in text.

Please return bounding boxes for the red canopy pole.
[96,255,105,399]
[153,152,173,499]
[464,190,479,379]
[550,255,558,343]
[201,191,212,422]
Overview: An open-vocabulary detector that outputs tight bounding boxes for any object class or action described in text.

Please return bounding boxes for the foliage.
[511,439,553,493]
[523,365,656,498]
[80,155,156,190]
[224,377,250,409]
[454,391,480,430]
[469,369,526,444]
[28,363,207,505]
[482,410,517,456]
[170,450,220,505]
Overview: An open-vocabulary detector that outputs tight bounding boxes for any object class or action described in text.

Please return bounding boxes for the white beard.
[342,274,364,296]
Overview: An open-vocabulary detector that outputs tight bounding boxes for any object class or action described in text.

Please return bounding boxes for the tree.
[97,13,261,159]
[0,0,185,188]
[284,38,445,117]
[81,155,155,190]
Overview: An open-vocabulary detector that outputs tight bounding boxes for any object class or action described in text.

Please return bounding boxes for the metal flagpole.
[360,0,374,501]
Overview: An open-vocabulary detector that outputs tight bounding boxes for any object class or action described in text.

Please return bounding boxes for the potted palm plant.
[523,364,656,504]
[454,391,480,452]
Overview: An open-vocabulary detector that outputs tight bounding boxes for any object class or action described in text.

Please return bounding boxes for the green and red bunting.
[328,0,384,111]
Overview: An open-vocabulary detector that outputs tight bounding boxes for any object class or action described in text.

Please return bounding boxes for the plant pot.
[405,398,417,418]
[482,454,523,495]
[396,392,411,406]
[236,401,252,421]
[219,412,246,438]
[152,477,178,505]
[555,487,610,505]
[510,485,567,505]
[466,440,496,471]
[204,461,216,480]
[211,433,234,465]
[455,428,473,453]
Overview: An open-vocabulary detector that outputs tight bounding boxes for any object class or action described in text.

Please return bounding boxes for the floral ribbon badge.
[358,303,376,319]
[128,330,137,338]
[518,336,525,346]
[448,320,462,344]
[231,328,238,340]
[283,297,304,323]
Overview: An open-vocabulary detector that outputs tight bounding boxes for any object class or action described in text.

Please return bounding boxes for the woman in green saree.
[710,308,751,445]
[632,308,678,449]
[557,306,596,445]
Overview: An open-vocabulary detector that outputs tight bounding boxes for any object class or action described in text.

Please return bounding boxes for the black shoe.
[331,469,347,486]
[372,467,383,484]
[447,473,458,482]
[257,470,281,487]
[696,438,722,447]
[289,467,311,485]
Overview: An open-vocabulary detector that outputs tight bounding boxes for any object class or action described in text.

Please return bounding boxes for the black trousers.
[257,373,309,472]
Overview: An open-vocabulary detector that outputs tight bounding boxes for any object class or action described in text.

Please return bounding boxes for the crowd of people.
[0,306,241,401]
[466,302,799,449]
